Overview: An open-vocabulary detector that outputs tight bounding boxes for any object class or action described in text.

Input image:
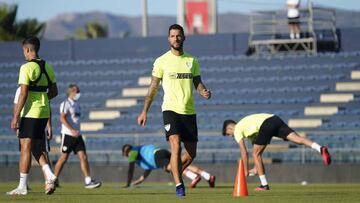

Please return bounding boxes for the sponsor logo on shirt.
[168,72,193,79]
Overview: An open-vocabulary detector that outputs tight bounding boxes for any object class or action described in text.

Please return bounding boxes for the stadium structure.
[0,2,360,183]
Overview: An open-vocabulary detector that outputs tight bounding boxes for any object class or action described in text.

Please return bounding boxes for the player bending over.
[122,144,215,188]
[222,113,331,191]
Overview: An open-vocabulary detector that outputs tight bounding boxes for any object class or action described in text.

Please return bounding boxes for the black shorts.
[154,149,171,169]
[18,137,50,153]
[18,117,48,139]
[288,17,300,25]
[162,111,198,142]
[253,115,294,145]
[60,134,86,154]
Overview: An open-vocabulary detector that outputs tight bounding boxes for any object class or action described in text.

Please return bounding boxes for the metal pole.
[142,0,148,37]
[211,0,218,34]
[177,0,185,28]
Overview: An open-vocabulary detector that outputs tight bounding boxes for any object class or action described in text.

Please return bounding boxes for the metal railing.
[248,2,339,54]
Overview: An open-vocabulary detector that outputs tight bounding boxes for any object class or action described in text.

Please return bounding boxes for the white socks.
[200,171,211,181]
[42,164,56,181]
[290,33,295,39]
[311,142,322,153]
[18,173,28,190]
[295,33,300,39]
[259,175,268,186]
[184,170,197,180]
[85,176,92,184]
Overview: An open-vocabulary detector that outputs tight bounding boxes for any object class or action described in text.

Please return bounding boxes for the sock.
[184,170,197,180]
[42,164,56,181]
[18,173,28,190]
[295,33,300,39]
[290,33,295,39]
[259,175,268,186]
[85,176,92,184]
[200,171,211,181]
[311,142,322,153]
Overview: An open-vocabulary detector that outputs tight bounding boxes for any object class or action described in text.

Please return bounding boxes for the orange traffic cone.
[233,159,248,197]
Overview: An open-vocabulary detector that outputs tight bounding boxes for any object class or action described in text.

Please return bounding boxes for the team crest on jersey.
[186,61,192,69]
[164,124,171,132]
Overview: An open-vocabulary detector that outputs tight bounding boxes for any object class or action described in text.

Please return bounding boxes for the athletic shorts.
[18,117,48,139]
[18,138,50,153]
[60,134,86,154]
[154,149,171,169]
[162,111,198,142]
[288,17,300,25]
[253,115,294,145]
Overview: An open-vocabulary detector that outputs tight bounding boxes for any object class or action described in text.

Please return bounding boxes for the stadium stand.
[0,33,359,165]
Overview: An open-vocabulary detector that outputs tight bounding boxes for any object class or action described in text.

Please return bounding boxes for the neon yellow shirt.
[234,113,274,143]
[18,60,56,119]
[128,150,139,163]
[152,51,200,115]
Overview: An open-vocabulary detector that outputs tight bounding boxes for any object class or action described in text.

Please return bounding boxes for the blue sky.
[1,0,359,22]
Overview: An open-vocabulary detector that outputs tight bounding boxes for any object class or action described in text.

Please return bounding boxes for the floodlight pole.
[211,0,218,34]
[142,0,148,37]
[177,0,186,32]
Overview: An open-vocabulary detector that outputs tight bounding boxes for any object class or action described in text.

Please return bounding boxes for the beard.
[171,42,183,51]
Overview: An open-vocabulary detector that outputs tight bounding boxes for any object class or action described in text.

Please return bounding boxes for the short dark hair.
[122,144,132,155]
[168,24,185,36]
[67,84,79,96]
[22,36,40,53]
[222,119,236,136]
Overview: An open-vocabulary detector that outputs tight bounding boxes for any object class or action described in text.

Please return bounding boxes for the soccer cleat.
[208,175,216,188]
[255,185,270,191]
[321,146,331,165]
[175,184,186,197]
[45,177,57,195]
[54,178,60,188]
[6,187,28,195]
[85,180,102,189]
[189,175,201,188]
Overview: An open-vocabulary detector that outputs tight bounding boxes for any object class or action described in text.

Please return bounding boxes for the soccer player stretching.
[222,113,331,191]
[122,144,215,188]
[137,24,211,196]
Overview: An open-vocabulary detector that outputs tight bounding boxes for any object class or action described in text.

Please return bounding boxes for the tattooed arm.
[137,76,161,126]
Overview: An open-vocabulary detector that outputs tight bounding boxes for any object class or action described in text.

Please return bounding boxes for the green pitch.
[1,182,360,203]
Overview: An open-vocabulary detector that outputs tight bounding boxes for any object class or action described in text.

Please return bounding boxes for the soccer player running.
[137,24,211,196]
[122,144,215,188]
[222,113,331,191]
[53,84,101,189]
[9,36,58,195]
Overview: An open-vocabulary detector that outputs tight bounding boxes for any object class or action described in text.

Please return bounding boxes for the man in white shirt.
[287,0,301,39]
[53,84,101,189]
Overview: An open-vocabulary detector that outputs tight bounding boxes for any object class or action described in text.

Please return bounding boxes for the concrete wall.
[1,164,360,183]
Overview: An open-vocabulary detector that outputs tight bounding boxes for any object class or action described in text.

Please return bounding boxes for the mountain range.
[43,9,360,40]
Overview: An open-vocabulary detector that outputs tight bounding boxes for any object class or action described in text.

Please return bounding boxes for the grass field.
[1,182,360,203]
